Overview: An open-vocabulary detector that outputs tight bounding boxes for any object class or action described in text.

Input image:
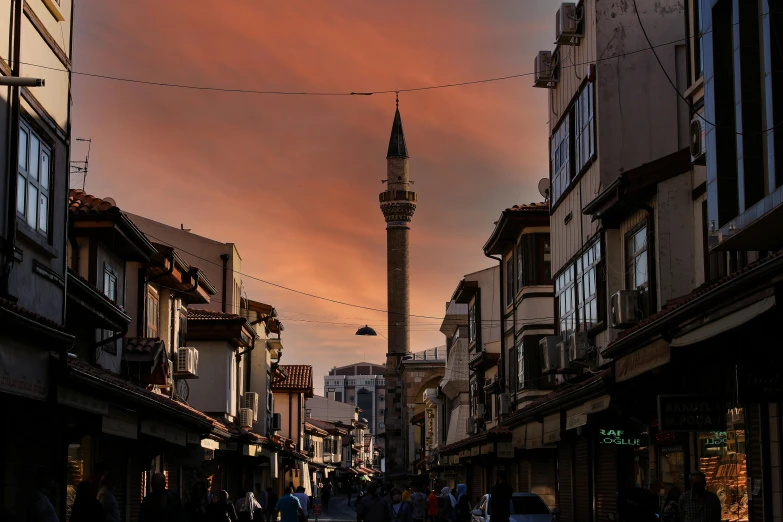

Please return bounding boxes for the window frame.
[625,222,651,318]
[574,82,595,174]
[506,256,514,307]
[576,239,601,332]
[550,113,571,204]
[103,263,118,303]
[146,286,160,338]
[554,234,605,338]
[468,303,477,344]
[17,119,52,238]
[516,337,525,392]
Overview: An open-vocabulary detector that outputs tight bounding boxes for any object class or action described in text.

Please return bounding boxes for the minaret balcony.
[379,190,417,204]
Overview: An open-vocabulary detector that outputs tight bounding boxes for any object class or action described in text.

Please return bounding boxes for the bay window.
[550,83,596,205]
[517,234,553,289]
[103,263,117,303]
[555,267,576,340]
[574,83,595,173]
[17,121,51,236]
[576,240,601,331]
[626,224,650,318]
[550,114,570,203]
[555,237,604,338]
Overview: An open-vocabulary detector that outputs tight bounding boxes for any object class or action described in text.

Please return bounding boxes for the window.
[576,239,601,331]
[379,395,384,402]
[626,225,650,317]
[335,391,343,402]
[17,121,51,236]
[555,267,576,340]
[468,304,477,343]
[574,83,595,173]
[506,257,514,306]
[379,423,385,429]
[146,287,160,338]
[550,114,571,203]
[518,234,553,288]
[517,238,525,291]
[103,264,117,303]
[516,338,525,391]
[379,409,385,415]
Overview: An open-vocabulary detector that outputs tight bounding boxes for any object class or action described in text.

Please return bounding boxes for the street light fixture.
[355,325,377,336]
[0,77,45,87]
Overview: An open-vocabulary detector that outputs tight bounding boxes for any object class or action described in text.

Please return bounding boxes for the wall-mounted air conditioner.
[558,341,571,369]
[611,290,640,328]
[540,336,561,373]
[271,412,282,432]
[466,417,477,435]
[690,116,706,165]
[239,408,253,429]
[500,393,512,415]
[534,51,559,88]
[568,332,590,362]
[555,3,583,45]
[243,392,259,422]
[175,347,198,378]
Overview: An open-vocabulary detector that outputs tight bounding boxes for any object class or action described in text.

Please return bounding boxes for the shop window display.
[658,445,686,495]
[66,443,85,522]
[698,409,747,522]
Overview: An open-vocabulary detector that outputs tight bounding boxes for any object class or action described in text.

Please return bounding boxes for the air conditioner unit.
[611,290,641,328]
[568,332,591,362]
[540,336,561,373]
[558,341,571,369]
[175,347,198,378]
[466,417,477,435]
[476,403,486,418]
[534,51,558,88]
[690,116,706,165]
[271,412,282,432]
[500,393,512,415]
[243,392,259,422]
[555,3,583,44]
[239,408,253,429]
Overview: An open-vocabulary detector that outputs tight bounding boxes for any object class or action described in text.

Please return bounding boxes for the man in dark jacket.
[489,472,513,522]
[140,473,187,522]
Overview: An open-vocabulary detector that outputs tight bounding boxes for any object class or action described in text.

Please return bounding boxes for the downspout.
[1,0,23,298]
[220,254,229,313]
[484,252,504,394]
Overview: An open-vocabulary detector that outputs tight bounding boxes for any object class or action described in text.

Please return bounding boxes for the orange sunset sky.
[70,0,556,390]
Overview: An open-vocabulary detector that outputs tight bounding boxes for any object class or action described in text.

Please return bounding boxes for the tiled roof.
[507,201,549,212]
[124,337,165,355]
[304,422,329,437]
[271,365,313,391]
[188,308,246,323]
[0,297,67,333]
[307,418,348,435]
[68,189,121,215]
[610,249,783,346]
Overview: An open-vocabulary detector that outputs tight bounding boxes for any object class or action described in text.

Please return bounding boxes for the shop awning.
[670,295,775,347]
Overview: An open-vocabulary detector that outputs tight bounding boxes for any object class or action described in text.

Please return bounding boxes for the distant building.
[323,362,386,436]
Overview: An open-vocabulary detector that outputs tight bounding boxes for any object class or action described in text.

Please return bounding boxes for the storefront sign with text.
[657,395,726,432]
[598,429,640,446]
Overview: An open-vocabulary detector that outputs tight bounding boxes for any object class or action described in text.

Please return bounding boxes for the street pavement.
[307,494,357,522]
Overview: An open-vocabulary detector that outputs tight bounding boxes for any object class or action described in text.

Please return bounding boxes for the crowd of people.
[352,479,478,522]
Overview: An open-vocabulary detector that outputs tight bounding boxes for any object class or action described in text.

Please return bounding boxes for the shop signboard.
[616,340,670,382]
[597,428,641,446]
[526,422,543,449]
[201,439,220,450]
[586,395,611,413]
[58,387,109,415]
[0,341,49,401]
[566,413,588,430]
[102,407,138,439]
[512,424,527,448]
[497,442,514,459]
[480,443,494,455]
[657,395,726,432]
[470,446,480,456]
[737,364,783,402]
[543,413,561,443]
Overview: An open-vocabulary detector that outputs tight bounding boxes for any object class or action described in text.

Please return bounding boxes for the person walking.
[139,473,187,522]
[237,492,261,522]
[389,491,412,522]
[355,483,388,522]
[94,465,119,522]
[401,485,412,504]
[489,472,513,522]
[293,486,309,517]
[437,487,456,522]
[409,484,427,522]
[273,487,304,522]
[678,472,721,522]
[454,485,470,522]
[346,482,353,507]
[184,482,210,522]
[426,488,438,522]
[264,489,278,522]
[28,468,59,522]
[253,485,267,522]
[206,491,237,522]
[321,482,332,513]
[70,481,104,522]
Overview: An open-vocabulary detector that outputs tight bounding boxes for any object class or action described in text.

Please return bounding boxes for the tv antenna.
[537,178,550,201]
[70,138,92,191]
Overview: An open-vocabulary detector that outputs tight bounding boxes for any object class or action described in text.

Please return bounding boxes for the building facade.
[323,361,387,436]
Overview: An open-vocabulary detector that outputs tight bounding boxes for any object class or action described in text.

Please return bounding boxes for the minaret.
[380,98,416,478]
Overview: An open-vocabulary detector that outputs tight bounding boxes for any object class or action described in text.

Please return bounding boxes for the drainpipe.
[220,254,229,313]
[484,252,504,394]
[1,0,23,298]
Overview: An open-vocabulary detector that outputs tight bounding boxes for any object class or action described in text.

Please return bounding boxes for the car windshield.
[510,496,550,515]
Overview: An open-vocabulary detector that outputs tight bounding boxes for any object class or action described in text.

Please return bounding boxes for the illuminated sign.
[598,429,640,446]
[703,431,727,447]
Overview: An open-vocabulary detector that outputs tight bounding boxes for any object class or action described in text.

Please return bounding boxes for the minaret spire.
[386,94,408,160]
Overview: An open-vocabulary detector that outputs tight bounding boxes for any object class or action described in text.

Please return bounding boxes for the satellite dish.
[537,178,550,201]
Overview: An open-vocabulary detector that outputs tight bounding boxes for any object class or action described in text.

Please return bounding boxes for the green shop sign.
[598,429,641,446]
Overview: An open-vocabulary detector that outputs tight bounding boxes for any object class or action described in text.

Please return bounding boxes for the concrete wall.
[187,340,234,415]
[274,391,304,448]
[306,395,359,425]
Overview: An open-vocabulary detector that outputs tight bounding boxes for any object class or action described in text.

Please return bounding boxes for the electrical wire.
[631,0,782,135]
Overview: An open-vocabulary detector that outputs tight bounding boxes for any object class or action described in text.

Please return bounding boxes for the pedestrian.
[454,485,470,522]
[401,484,413,504]
[238,492,262,522]
[389,490,412,522]
[677,472,721,522]
[206,491,237,522]
[293,486,309,516]
[409,483,427,522]
[264,488,278,522]
[661,486,682,522]
[139,473,187,522]
[346,481,353,507]
[28,467,59,522]
[253,484,267,521]
[437,487,456,522]
[356,482,388,522]
[489,471,512,522]
[70,481,104,522]
[273,487,304,522]
[426,487,438,522]
[184,482,210,522]
[321,482,332,512]
[94,465,119,522]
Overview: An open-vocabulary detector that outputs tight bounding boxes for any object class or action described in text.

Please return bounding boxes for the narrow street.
[309,495,356,522]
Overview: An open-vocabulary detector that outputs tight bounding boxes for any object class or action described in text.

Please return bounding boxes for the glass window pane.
[17,175,26,214]
[29,134,40,182]
[39,194,48,233]
[40,151,50,190]
[27,185,38,228]
[636,254,648,288]
[635,227,647,251]
[18,129,28,170]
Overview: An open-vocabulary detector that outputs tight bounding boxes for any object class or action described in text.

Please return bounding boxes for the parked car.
[470,492,560,522]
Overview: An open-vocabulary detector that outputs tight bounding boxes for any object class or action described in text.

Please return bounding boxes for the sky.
[70,0,555,392]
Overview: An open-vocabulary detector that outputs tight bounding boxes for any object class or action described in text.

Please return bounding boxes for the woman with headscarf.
[438,487,456,522]
[70,481,104,522]
[237,492,262,522]
[389,489,412,522]
[454,485,470,522]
